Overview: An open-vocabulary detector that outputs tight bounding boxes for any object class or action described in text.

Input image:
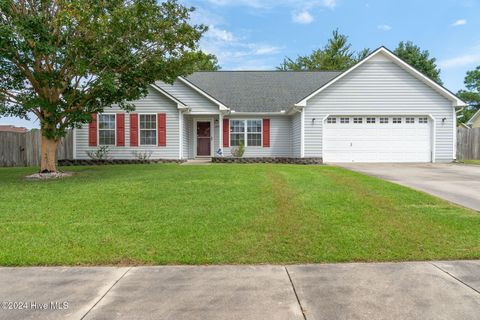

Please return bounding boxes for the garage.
[323,115,432,163]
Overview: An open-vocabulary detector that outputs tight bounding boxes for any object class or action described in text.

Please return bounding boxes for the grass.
[461,160,480,165]
[0,164,479,266]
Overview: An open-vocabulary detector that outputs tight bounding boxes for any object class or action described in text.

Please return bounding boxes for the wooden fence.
[0,130,73,167]
[457,127,480,160]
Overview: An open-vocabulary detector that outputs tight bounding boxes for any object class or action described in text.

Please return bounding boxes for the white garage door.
[323,116,432,163]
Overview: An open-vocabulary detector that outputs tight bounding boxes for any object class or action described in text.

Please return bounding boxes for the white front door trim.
[193,117,214,158]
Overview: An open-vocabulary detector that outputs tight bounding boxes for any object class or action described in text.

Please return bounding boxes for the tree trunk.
[40,135,59,173]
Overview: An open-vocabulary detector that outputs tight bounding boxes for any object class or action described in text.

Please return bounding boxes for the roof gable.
[294,47,467,108]
[149,84,186,107]
[467,109,480,125]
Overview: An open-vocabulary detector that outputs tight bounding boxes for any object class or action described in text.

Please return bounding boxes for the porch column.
[219,113,223,156]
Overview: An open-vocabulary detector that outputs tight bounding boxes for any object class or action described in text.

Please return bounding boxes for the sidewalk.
[1,260,479,320]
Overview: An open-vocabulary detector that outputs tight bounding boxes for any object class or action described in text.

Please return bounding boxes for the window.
[366,117,376,124]
[419,117,428,124]
[340,117,350,124]
[140,114,157,145]
[230,119,262,147]
[98,114,116,145]
[393,117,402,124]
[379,117,389,124]
[230,120,245,146]
[327,117,337,124]
[353,117,363,124]
[406,117,415,124]
[247,120,262,146]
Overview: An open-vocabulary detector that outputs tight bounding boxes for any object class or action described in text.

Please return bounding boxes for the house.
[0,125,28,133]
[467,109,480,128]
[74,47,466,163]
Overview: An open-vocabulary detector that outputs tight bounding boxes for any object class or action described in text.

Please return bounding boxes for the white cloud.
[451,19,467,27]
[204,0,337,10]
[292,10,314,24]
[206,25,236,42]
[439,46,480,68]
[253,45,282,55]
[322,0,337,9]
[198,24,282,69]
[205,0,265,8]
[439,53,480,68]
[377,24,392,31]
[187,2,284,69]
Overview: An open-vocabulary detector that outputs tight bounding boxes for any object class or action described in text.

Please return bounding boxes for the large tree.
[394,41,443,84]
[277,29,370,71]
[457,66,480,124]
[0,0,209,173]
[182,51,221,72]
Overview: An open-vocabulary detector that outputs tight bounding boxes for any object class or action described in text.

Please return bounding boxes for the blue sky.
[2,0,479,129]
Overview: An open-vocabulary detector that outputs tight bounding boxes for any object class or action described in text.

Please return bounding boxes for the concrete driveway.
[0,261,479,320]
[336,163,480,211]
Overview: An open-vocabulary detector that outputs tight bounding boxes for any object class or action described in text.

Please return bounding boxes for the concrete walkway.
[336,163,480,211]
[0,261,479,320]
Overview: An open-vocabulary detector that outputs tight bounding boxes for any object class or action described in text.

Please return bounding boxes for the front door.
[196,121,211,156]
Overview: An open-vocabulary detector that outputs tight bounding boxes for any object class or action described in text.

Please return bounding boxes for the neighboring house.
[74,47,466,163]
[0,125,28,133]
[467,109,480,128]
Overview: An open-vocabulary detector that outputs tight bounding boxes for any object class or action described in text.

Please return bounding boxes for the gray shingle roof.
[186,71,341,112]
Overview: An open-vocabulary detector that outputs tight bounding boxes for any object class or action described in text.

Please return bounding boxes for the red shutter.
[158,113,166,147]
[130,113,138,147]
[263,118,270,148]
[88,113,97,146]
[223,118,229,147]
[116,114,125,146]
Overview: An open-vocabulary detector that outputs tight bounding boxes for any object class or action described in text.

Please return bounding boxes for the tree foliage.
[0,0,211,171]
[457,66,480,124]
[277,29,371,71]
[182,51,221,72]
[0,0,208,136]
[393,41,443,84]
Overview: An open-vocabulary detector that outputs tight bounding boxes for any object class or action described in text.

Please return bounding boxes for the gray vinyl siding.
[223,115,292,157]
[156,80,219,113]
[304,53,455,162]
[292,111,302,157]
[75,87,180,160]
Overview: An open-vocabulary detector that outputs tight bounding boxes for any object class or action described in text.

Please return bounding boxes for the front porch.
[182,113,224,160]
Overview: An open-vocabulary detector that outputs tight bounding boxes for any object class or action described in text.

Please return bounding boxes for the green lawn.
[461,160,480,165]
[1,164,479,266]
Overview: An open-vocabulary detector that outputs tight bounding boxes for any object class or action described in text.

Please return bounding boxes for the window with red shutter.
[116,114,125,146]
[262,118,270,148]
[223,118,229,147]
[130,113,138,147]
[88,114,97,146]
[158,113,166,147]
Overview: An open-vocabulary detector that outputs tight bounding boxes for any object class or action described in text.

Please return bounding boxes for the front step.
[181,158,212,165]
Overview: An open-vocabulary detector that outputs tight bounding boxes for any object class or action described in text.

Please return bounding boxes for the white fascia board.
[149,84,187,108]
[295,47,468,108]
[286,105,304,115]
[178,77,230,111]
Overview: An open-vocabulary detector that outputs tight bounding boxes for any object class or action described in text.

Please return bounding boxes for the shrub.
[132,151,153,161]
[86,146,111,160]
[230,142,245,157]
